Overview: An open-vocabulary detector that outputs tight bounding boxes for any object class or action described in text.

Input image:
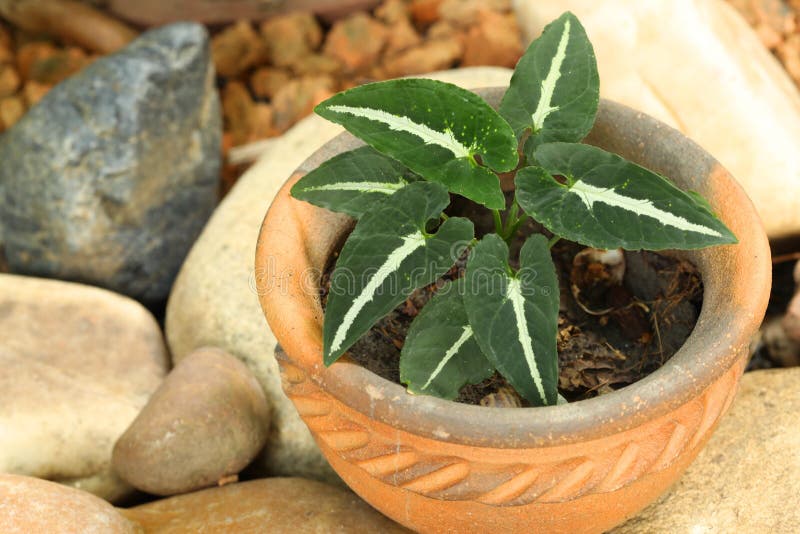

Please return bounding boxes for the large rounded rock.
[0,23,221,303]
[112,347,271,496]
[165,66,513,483]
[0,274,169,502]
[0,474,139,534]
[513,0,800,240]
[121,477,409,533]
[614,368,800,532]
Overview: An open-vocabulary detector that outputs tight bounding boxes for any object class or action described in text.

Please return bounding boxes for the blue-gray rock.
[0,23,220,302]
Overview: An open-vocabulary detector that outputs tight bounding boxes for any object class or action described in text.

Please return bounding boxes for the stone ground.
[0,0,799,532]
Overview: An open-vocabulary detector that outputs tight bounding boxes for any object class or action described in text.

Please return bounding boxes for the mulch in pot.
[320,191,703,406]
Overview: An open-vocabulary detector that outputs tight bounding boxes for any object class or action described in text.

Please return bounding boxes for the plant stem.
[505,214,529,240]
[492,209,504,235]
[547,235,561,249]
[506,201,519,231]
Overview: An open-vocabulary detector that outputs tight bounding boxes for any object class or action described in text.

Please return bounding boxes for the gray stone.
[112,347,271,496]
[0,274,169,502]
[614,368,800,533]
[165,66,512,483]
[0,23,221,302]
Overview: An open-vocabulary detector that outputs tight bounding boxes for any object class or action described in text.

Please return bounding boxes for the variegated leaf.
[290,146,419,218]
[464,234,560,406]
[324,181,474,365]
[515,142,738,250]
[499,11,599,161]
[400,278,494,400]
[315,78,518,209]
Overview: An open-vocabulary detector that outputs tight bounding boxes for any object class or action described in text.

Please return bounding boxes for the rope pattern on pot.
[276,348,743,506]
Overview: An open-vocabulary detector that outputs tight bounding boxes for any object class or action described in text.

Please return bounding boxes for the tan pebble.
[0,23,11,49]
[384,18,422,56]
[261,11,323,68]
[777,34,800,83]
[222,80,255,145]
[383,37,461,77]
[27,47,89,85]
[272,75,334,132]
[22,80,51,106]
[375,0,411,24]
[479,386,523,408]
[16,42,58,81]
[249,103,275,142]
[409,0,444,26]
[290,53,342,76]
[427,20,459,39]
[752,0,796,35]
[211,20,266,78]
[461,10,522,68]
[0,45,12,65]
[755,21,783,49]
[249,66,291,99]
[322,13,387,73]
[440,0,511,27]
[0,96,25,129]
[0,63,20,97]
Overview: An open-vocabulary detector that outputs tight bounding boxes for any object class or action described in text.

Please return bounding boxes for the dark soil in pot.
[320,192,703,406]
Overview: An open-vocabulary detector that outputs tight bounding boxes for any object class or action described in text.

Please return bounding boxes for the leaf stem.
[505,214,529,240]
[547,235,561,249]
[492,209,504,235]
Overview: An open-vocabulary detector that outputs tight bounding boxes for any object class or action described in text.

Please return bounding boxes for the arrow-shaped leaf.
[290,146,419,218]
[400,278,494,400]
[315,78,518,209]
[515,142,738,250]
[324,181,474,365]
[499,11,599,161]
[464,233,559,406]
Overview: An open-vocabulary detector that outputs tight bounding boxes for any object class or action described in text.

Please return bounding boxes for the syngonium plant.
[290,12,737,407]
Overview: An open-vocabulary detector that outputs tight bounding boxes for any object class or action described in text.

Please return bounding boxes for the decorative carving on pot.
[277,347,744,506]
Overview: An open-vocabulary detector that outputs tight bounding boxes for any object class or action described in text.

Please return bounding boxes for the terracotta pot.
[255,88,771,533]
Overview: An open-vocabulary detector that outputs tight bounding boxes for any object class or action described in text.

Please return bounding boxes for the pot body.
[256,90,771,533]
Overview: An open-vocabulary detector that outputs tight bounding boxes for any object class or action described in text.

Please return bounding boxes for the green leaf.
[463,234,559,406]
[515,142,738,250]
[400,278,494,400]
[290,146,419,218]
[499,11,599,161]
[315,78,518,209]
[324,181,474,365]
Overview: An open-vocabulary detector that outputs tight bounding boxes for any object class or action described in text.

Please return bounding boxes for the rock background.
[120,477,411,533]
[0,474,139,534]
[112,347,271,496]
[0,274,168,502]
[0,23,220,302]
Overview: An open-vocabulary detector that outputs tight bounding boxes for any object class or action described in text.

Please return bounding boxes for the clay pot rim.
[256,92,771,448]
